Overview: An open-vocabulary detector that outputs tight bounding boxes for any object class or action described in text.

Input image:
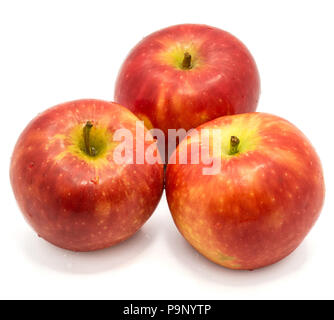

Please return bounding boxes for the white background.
[1,0,333,300]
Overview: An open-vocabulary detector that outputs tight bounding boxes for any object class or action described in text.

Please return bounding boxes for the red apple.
[10,99,164,251]
[166,113,325,270]
[115,24,260,160]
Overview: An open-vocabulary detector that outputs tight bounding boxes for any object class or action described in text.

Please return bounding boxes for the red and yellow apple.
[166,113,325,270]
[115,24,260,160]
[10,99,164,251]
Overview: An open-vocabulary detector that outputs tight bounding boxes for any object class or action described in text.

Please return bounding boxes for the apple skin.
[115,24,260,159]
[10,99,164,252]
[166,113,325,270]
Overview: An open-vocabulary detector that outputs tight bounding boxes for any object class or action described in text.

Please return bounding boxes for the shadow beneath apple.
[165,228,309,286]
[19,226,156,274]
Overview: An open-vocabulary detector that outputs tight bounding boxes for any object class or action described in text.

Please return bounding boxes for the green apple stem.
[182,52,192,69]
[83,121,96,156]
[229,136,240,155]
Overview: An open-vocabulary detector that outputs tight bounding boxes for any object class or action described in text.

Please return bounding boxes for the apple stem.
[182,52,192,69]
[83,121,96,156]
[229,136,240,155]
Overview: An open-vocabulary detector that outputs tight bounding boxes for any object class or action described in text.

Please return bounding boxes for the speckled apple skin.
[10,99,164,252]
[166,113,325,270]
[115,24,260,142]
